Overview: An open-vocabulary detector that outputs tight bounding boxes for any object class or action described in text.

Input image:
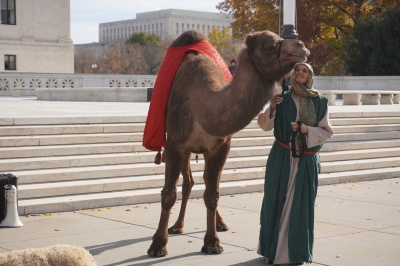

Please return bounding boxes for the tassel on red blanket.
[154,152,162,165]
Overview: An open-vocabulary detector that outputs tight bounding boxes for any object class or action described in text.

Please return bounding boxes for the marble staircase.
[1,111,400,215]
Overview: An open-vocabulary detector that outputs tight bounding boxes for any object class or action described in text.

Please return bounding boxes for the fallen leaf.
[54,229,60,231]
[126,209,132,211]
[188,241,192,243]
[44,213,52,216]
[336,255,341,258]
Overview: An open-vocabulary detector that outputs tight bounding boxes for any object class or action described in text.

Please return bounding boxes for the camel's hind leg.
[168,153,229,235]
[201,140,231,254]
[216,210,229,232]
[147,140,187,257]
[168,152,193,234]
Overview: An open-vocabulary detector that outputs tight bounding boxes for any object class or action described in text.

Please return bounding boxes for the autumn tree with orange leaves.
[216,0,398,75]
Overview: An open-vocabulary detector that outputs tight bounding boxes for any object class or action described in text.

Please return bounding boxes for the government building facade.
[0,0,74,73]
[99,9,234,43]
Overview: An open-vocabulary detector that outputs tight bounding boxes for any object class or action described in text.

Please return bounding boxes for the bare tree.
[74,45,103,73]
[98,41,144,74]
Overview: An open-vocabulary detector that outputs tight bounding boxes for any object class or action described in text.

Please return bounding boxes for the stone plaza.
[0,96,399,265]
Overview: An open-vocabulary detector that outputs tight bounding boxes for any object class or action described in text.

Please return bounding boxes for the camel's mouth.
[290,53,308,60]
[289,49,310,61]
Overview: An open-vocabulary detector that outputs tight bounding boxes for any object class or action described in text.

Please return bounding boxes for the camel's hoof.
[147,246,168,257]
[217,224,229,232]
[201,244,224,254]
[168,226,183,234]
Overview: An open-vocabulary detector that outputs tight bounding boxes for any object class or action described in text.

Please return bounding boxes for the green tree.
[126,32,162,46]
[345,5,400,76]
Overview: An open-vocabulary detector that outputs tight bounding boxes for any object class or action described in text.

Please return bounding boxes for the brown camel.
[147,29,309,257]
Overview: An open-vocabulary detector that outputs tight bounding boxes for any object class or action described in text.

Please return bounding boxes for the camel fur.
[147,29,309,257]
[0,244,97,266]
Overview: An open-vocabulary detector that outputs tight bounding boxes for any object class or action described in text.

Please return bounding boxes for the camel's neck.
[201,49,278,136]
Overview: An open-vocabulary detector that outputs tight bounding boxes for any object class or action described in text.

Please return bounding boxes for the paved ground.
[2,96,400,119]
[1,178,399,265]
[0,97,400,265]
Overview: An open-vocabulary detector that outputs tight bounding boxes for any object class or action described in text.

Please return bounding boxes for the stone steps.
[16,153,400,199]
[2,111,400,215]
[3,144,400,173]
[18,166,400,215]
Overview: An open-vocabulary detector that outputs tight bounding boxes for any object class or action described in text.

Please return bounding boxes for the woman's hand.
[270,94,283,112]
[291,122,308,133]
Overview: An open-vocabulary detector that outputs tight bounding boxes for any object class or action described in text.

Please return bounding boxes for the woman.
[257,63,333,265]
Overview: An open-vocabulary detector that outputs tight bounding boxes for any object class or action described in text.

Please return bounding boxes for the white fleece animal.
[0,245,97,266]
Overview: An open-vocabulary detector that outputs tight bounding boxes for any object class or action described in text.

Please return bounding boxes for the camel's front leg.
[201,141,231,254]
[147,141,186,257]
[168,152,193,234]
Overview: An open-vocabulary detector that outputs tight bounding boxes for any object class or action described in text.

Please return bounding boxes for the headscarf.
[290,63,320,127]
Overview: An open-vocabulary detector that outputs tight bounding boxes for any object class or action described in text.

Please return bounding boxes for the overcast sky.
[70,0,224,44]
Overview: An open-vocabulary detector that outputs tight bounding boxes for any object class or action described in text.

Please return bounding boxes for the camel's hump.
[170,30,207,47]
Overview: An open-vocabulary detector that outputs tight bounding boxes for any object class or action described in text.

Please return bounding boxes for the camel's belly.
[185,122,229,154]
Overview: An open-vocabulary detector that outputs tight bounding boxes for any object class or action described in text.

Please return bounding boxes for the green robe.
[259,92,328,263]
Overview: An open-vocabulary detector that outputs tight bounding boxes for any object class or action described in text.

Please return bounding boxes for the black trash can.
[147,88,154,102]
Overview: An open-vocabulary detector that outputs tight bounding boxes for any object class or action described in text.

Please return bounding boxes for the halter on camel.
[254,39,290,93]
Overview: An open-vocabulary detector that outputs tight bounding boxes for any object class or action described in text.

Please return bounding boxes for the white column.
[283,0,295,26]
[281,0,298,39]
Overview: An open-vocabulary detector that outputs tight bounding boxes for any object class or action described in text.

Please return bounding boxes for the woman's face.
[294,65,309,85]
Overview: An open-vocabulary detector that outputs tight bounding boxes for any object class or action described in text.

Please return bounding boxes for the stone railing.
[313,76,400,91]
[319,90,400,106]
[0,73,156,96]
[1,73,399,103]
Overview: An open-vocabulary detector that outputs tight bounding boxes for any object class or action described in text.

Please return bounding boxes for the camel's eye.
[267,43,277,52]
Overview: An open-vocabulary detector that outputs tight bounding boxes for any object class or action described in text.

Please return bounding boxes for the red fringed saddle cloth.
[142,40,232,154]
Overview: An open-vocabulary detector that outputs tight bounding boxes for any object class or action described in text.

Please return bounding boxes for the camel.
[147,29,309,257]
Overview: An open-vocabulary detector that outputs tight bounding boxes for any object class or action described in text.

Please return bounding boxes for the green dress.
[259,92,328,263]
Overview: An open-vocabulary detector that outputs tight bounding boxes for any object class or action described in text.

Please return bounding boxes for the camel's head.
[245,30,309,82]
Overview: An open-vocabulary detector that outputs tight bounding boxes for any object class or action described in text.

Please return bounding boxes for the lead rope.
[291,121,306,158]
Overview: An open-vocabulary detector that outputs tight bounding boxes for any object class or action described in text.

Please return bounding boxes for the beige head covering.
[290,63,320,126]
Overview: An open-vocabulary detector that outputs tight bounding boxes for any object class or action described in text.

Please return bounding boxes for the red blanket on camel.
[142,40,233,155]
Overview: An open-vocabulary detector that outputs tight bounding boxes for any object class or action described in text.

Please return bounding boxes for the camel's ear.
[245,33,257,52]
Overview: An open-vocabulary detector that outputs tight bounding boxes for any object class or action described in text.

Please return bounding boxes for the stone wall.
[0,73,156,96]
[1,73,399,100]
[0,0,73,73]
[314,76,400,91]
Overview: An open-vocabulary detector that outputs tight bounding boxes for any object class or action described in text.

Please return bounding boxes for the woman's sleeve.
[307,104,334,148]
[258,106,275,131]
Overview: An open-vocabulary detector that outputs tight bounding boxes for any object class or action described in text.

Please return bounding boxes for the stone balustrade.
[319,90,400,106]
[0,73,156,96]
[1,73,399,103]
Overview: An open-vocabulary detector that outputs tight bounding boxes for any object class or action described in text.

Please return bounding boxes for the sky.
[70,0,224,44]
